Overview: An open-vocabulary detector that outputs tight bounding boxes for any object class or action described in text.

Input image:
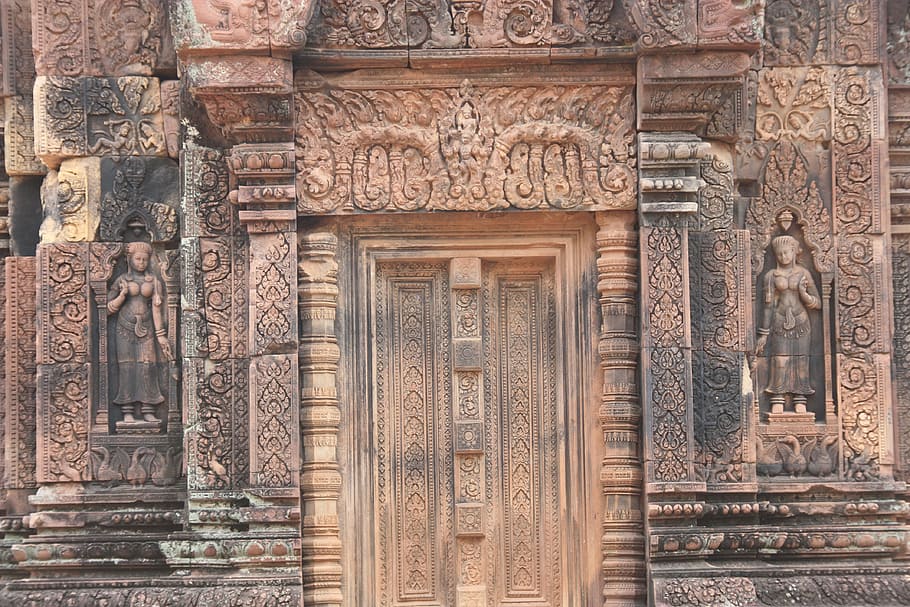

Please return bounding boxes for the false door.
[368,254,567,607]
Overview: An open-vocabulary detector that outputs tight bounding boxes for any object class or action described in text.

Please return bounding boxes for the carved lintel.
[295,68,636,214]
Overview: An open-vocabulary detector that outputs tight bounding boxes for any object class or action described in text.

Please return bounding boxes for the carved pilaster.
[595,211,646,607]
[5,257,38,495]
[36,243,91,483]
[230,142,301,543]
[298,231,342,607]
[639,133,707,493]
[833,66,894,480]
[690,149,756,489]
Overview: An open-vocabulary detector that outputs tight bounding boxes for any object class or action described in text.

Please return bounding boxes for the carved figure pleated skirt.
[113,306,164,405]
[766,306,814,396]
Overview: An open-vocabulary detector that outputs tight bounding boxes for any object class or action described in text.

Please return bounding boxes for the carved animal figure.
[805,435,838,477]
[127,447,154,487]
[757,440,784,477]
[757,435,808,477]
[151,447,181,486]
[777,435,807,476]
[91,446,124,482]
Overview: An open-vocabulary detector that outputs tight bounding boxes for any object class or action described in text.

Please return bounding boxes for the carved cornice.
[185,56,294,145]
[638,52,753,142]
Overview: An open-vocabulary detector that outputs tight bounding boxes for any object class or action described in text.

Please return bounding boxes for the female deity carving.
[107,242,171,426]
[755,235,821,414]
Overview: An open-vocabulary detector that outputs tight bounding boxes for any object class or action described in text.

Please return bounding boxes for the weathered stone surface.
[34,76,168,168]
[2,0,910,605]
[31,0,175,77]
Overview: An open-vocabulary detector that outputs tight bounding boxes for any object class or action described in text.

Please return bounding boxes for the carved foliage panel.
[181,148,248,362]
[2,583,301,605]
[250,354,298,488]
[5,257,38,489]
[757,67,832,143]
[37,361,92,482]
[1,0,37,96]
[249,231,296,355]
[296,71,636,213]
[38,243,90,366]
[185,358,249,491]
[892,236,910,480]
[180,146,250,492]
[305,0,637,50]
[3,96,46,176]
[34,76,168,167]
[833,66,891,475]
[642,217,694,484]
[689,229,752,485]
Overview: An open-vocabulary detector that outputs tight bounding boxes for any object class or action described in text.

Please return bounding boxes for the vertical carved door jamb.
[297,229,343,607]
[596,210,647,607]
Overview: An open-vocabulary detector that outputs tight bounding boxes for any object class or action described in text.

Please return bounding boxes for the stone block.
[3,96,46,176]
[32,0,175,77]
[39,157,101,244]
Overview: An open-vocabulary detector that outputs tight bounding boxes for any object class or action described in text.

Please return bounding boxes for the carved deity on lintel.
[107,241,171,432]
[755,233,820,414]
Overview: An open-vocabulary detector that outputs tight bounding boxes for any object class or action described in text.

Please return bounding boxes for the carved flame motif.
[748,140,834,279]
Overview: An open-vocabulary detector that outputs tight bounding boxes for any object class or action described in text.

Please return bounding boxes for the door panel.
[372,257,562,607]
[375,263,453,607]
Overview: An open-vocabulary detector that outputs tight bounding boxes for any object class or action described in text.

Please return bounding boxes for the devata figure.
[755,235,821,414]
[107,242,171,426]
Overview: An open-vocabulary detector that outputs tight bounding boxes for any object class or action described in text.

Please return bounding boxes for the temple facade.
[0,0,909,605]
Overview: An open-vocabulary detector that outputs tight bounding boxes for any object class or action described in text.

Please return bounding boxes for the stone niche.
[36,156,182,488]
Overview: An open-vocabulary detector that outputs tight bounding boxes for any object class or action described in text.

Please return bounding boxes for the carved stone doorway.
[334,214,602,607]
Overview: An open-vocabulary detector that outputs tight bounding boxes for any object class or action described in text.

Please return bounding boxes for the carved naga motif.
[296,74,636,213]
